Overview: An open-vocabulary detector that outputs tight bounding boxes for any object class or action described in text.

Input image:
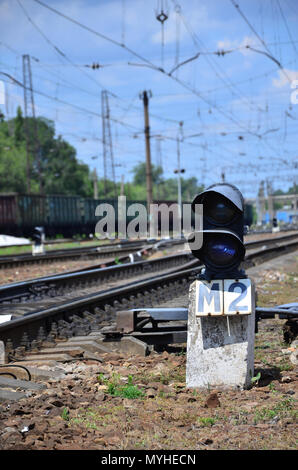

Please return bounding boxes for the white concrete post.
[186,279,255,390]
[0,341,5,364]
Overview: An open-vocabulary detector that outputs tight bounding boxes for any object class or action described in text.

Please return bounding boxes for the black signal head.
[191,183,244,231]
[190,183,246,279]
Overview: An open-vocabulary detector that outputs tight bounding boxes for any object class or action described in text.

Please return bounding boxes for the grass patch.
[98,373,145,399]
[253,397,297,424]
[70,405,125,431]
[0,239,109,256]
[197,416,218,427]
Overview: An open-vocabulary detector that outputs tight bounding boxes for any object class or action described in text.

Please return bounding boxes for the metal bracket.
[116,308,188,333]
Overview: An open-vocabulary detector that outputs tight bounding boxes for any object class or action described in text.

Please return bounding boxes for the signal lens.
[205,196,235,224]
[205,237,237,267]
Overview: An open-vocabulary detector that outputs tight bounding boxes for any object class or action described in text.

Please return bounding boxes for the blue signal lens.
[206,238,237,267]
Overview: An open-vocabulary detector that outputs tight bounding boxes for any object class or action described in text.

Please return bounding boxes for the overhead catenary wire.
[31,0,271,140]
[16,0,106,90]
[230,0,292,83]
[276,0,298,57]
[29,0,295,161]
[1,1,297,196]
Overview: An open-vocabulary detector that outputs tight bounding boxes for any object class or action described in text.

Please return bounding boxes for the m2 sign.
[196,279,252,316]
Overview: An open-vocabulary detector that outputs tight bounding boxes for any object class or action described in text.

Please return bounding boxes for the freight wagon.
[0,193,253,238]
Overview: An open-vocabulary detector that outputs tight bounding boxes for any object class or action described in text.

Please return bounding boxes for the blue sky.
[1,0,298,199]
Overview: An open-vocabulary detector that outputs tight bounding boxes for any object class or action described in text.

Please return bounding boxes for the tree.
[0,110,93,197]
[132,162,163,186]
[14,106,24,144]
[130,162,204,202]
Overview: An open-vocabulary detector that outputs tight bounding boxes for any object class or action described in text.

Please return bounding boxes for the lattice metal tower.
[22,54,42,193]
[101,90,116,198]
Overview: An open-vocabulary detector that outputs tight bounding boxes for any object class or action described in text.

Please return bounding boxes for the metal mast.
[22,54,42,193]
[101,90,116,198]
[140,90,153,210]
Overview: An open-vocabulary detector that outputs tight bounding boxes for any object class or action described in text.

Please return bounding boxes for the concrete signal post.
[186,183,255,390]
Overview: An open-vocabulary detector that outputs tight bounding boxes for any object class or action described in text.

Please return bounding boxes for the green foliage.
[197,416,217,427]
[130,162,204,201]
[0,108,93,197]
[98,373,145,399]
[273,184,298,209]
[251,371,261,385]
[132,162,163,186]
[61,407,70,421]
[253,397,296,424]
[0,109,204,200]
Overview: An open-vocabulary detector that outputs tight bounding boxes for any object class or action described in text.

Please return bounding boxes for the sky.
[0,0,298,200]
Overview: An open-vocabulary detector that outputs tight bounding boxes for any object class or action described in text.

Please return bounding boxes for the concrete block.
[68,334,105,343]
[0,366,65,382]
[37,346,85,357]
[0,389,28,402]
[64,339,111,354]
[0,341,5,364]
[0,376,46,391]
[186,280,255,390]
[21,353,73,363]
[12,360,59,367]
[103,336,148,356]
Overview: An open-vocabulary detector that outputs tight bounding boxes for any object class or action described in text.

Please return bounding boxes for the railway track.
[0,239,152,269]
[0,233,296,317]
[0,234,297,402]
[0,251,195,317]
[0,233,297,352]
[0,232,297,270]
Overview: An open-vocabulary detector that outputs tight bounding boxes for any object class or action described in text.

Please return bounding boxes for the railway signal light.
[32,226,44,246]
[32,226,45,255]
[189,183,246,280]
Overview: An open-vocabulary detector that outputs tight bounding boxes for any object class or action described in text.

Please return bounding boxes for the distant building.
[264,210,298,224]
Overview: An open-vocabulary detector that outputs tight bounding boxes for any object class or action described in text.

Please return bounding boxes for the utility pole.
[93,168,98,199]
[120,174,125,196]
[140,90,153,211]
[22,54,42,194]
[257,180,265,225]
[101,90,116,199]
[174,121,184,216]
[267,179,274,223]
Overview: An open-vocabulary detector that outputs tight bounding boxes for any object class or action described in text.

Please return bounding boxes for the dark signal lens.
[205,237,237,267]
[205,196,235,224]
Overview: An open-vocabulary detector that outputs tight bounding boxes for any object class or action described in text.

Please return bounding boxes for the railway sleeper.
[2,275,192,358]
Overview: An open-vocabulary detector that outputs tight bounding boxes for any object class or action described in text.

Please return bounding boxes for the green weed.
[197,417,217,427]
[98,373,145,399]
[253,397,297,424]
[61,407,69,421]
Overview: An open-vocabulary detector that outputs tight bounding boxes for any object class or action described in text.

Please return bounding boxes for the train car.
[0,193,254,238]
[0,193,19,235]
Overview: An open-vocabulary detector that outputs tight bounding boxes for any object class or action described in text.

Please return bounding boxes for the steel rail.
[0,240,149,269]
[0,236,298,352]
[0,233,296,307]
[0,251,195,305]
[0,232,296,269]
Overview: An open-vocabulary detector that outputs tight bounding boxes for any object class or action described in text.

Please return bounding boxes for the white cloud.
[272,68,298,88]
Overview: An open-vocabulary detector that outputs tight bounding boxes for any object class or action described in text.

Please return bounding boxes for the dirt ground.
[0,251,297,452]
